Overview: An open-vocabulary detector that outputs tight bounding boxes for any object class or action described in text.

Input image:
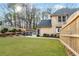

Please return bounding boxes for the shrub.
[1,28,8,33]
[56,34,60,38]
[37,34,40,37]
[17,29,22,32]
[50,34,59,38]
[43,33,49,37]
[52,34,56,38]
[11,28,17,32]
[8,30,12,32]
[50,34,54,37]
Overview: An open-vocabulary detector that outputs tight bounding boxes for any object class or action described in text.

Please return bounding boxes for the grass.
[0,36,67,56]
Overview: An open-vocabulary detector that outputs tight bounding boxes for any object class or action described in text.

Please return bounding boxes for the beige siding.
[51,16,58,26]
[38,16,60,36]
[51,16,58,34]
[38,15,67,36]
[39,28,53,36]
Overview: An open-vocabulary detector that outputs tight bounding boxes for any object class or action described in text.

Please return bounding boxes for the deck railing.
[60,11,79,56]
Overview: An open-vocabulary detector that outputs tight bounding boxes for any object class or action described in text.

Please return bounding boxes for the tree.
[0,21,2,25]
[47,8,52,14]
[42,11,48,20]
[5,13,13,26]
[0,4,14,28]
[0,3,41,30]
[7,3,17,27]
[31,8,41,29]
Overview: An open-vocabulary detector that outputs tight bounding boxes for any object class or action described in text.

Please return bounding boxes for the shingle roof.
[37,19,52,28]
[52,8,79,16]
[38,8,79,28]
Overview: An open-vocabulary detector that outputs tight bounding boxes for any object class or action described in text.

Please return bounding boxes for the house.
[37,8,79,37]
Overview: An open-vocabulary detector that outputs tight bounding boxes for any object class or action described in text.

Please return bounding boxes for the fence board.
[60,11,79,55]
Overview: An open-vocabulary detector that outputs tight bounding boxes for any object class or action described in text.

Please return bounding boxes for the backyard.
[0,36,67,56]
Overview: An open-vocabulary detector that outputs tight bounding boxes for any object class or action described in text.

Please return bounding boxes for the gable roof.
[51,8,79,16]
[38,8,79,28]
[37,19,52,28]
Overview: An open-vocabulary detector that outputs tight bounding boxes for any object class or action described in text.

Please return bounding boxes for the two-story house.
[37,8,79,37]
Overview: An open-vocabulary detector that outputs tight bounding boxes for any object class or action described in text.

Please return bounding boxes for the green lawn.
[0,36,67,56]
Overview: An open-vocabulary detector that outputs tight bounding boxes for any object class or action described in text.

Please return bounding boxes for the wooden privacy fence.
[60,11,79,56]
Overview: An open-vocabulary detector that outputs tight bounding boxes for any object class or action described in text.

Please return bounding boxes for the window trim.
[58,16,62,22]
[62,16,66,22]
[56,27,61,33]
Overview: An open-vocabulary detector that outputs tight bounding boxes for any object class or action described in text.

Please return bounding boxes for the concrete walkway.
[25,36,59,40]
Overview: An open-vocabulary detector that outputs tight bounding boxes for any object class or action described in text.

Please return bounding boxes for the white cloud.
[54,5,65,9]
[51,5,65,13]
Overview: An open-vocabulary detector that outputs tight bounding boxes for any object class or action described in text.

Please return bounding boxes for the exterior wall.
[39,27,53,36]
[38,15,67,36]
[51,15,67,34]
[38,15,61,36]
[60,11,79,56]
[51,16,58,34]
[39,16,58,36]
[51,15,58,26]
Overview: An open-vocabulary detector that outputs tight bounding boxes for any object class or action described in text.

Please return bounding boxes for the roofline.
[37,26,52,28]
[50,14,69,17]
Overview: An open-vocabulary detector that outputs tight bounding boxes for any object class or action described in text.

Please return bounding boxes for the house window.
[62,16,66,22]
[56,27,61,33]
[58,16,61,22]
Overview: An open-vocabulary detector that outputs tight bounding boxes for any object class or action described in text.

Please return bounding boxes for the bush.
[1,28,8,33]
[56,34,60,38]
[50,34,54,37]
[37,34,40,37]
[17,29,22,32]
[50,34,59,38]
[8,30,12,32]
[11,28,17,32]
[52,34,56,38]
[43,33,49,37]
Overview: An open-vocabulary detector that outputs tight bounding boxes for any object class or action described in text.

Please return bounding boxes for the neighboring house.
[37,8,79,36]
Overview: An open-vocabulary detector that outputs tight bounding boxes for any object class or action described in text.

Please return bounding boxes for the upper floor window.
[62,16,66,22]
[58,16,61,22]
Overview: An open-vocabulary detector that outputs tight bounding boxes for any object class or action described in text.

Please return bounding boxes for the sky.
[0,3,79,12]
[33,3,79,12]
[33,3,79,9]
[0,3,79,13]
[0,3,79,20]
